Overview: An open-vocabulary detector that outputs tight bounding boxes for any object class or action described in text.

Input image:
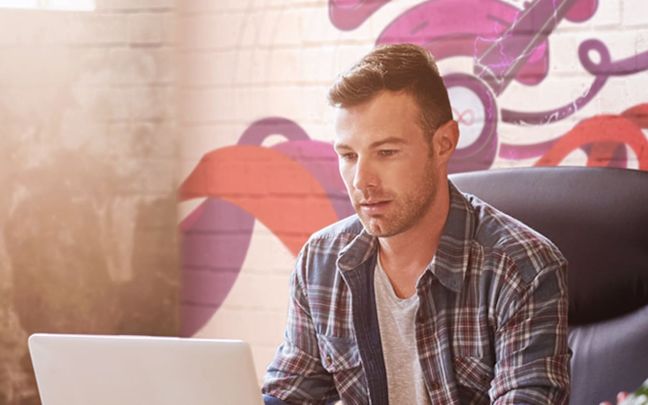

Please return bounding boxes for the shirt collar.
[336,180,475,293]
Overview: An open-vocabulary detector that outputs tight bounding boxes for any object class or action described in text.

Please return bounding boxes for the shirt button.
[430,381,440,391]
[325,354,332,366]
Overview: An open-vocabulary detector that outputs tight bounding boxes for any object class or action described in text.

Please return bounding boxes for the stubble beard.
[354,161,438,238]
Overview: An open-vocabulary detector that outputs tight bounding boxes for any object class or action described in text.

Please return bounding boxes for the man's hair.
[328,43,453,138]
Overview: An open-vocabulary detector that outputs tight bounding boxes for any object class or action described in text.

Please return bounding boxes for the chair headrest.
[450,167,648,325]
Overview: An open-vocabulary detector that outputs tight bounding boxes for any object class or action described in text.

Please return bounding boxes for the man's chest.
[308,276,498,404]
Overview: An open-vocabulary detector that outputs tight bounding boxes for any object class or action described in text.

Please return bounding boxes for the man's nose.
[352,158,377,192]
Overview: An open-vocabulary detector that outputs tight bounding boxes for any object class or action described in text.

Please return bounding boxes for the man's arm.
[490,260,571,404]
[262,249,338,404]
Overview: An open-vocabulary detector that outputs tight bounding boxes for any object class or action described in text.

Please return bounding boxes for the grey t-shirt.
[374,258,431,404]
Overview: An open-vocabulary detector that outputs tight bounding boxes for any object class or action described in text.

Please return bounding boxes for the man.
[262,44,570,404]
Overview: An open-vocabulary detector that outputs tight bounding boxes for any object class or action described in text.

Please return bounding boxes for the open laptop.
[28,333,264,405]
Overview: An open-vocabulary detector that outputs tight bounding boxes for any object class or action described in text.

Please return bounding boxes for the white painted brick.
[96,0,174,10]
[103,48,156,84]
[195,308,287,347]
[220,273,290,311]
[178,123,246,159]
[597,77,633,113]
[234,86,272,120]
[111,157,177,194]
[236,11,262,48]
[179,0,255,14]
[76,47,173,85]
[179,87,244,123]
[622,0,648,27]
[75,48,115,85]
[256,8,304,47]
[0,12,43,45]
[300,6,334,45]
[263,86,303,117]
[0,47,74,85]
[108,122,178,159]
[267,47,302,83]
[129,13,165,44]
[332,43,374,76]
[73,87,131,121]
[233,48,272,85]
[272,8,306,47]
[129,86,174,120]
[548,32,595,76]
[162,11,176,45]
[300,121,337,143]
[240,225,298,275]
[584,30,646,62]
[296,85,330,122]
[153,47,175,83]
[178,12,247,50]
[635,30,648,55]
[68,14,131,45]
[180,50,238,86]
[59,117,109,151]
[300,45,337,83]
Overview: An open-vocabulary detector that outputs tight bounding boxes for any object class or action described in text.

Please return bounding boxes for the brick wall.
[0,1,178,403]
[1,0,645,401]
[177,0,648,384]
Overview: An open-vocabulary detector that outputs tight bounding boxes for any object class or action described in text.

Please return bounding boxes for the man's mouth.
[358,200,391,214]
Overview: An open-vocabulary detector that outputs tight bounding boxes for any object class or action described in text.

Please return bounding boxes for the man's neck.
[377,182,450,281]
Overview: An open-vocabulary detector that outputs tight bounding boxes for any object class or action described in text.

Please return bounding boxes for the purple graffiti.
[502,39,648,128]
[181,198,254,336]
[274,140,353,220]
[341,0,645,170]
[180,118,352,336]
[238,117,310,145]
[328,0,390,31]
[377,0,548,86]
[474,0,579,95]
[377,0,590,172]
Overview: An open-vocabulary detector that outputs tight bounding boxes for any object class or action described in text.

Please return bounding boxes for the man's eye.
[341,153,357,161]
[378,150,398,157]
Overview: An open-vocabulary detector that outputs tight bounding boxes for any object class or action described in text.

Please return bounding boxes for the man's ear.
[432,120,459,165]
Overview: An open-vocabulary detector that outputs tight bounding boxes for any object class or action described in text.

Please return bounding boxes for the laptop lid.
[28,333,264,405]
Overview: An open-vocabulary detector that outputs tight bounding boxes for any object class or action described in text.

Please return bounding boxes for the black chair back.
[450,167,648,405]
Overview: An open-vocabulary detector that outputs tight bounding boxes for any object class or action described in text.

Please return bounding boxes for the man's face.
[333,91,443,237]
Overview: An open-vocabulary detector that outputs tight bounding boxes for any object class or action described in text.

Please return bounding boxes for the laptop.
[28,333,264,405]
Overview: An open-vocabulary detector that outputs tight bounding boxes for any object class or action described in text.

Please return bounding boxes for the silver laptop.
[28,333,264,405]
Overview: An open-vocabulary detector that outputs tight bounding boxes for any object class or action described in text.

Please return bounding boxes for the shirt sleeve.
[490,259,571,404]
[262,247,339,405]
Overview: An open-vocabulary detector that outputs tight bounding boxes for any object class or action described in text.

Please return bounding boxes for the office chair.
[450,166,648,405]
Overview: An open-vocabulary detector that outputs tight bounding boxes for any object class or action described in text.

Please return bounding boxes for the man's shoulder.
[293,215,364,291]
[464,193,566,281]
[305,214,364,248]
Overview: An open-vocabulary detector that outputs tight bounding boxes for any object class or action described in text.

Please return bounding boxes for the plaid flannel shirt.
[263,181,570,404]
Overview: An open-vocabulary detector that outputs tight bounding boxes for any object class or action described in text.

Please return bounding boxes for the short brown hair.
[328,43,452,138]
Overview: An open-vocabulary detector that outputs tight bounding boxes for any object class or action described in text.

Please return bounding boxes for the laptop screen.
[28,334,264,405]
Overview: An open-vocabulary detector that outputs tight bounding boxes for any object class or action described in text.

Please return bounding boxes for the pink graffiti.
[328,0,390,31]
[180,119,352,336]
[329,0,597,31]
[535,104,648,170]
[453,107,475,126]
[377,0,550,85]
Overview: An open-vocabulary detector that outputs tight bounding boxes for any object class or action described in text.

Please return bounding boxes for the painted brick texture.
[177,0,648,384]
[0,2,178,403]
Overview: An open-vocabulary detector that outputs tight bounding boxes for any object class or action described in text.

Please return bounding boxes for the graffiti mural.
[180,118,350,335]
[180,0,648,336]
